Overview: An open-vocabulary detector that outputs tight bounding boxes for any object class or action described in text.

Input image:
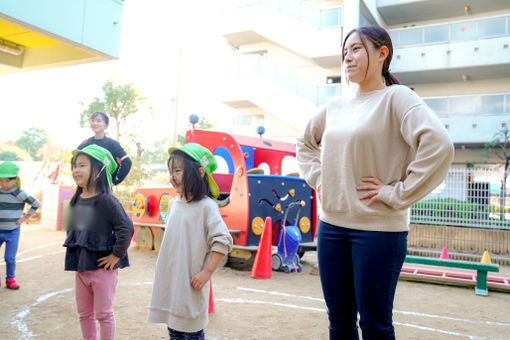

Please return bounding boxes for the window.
[326,76,341,84]
[234,115,251,125]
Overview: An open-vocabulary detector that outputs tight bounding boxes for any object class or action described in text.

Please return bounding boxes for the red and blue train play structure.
[131,118,317,268]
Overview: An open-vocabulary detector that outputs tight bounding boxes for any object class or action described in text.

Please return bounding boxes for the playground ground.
[1,226,510,340]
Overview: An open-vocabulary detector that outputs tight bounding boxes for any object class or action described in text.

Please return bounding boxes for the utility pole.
[172,48,182,146]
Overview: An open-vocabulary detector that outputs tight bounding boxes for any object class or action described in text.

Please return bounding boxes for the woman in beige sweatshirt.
[296,26,454,340]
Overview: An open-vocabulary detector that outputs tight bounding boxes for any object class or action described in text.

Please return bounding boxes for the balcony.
[222,53,339,130]
[237,53,339,105]
[424,93,510,144]
[221,0,343,67]
[389,15,510,83]
[233,0,342,28]
[377,0,510,26]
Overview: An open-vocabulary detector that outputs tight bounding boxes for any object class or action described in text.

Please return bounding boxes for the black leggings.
[168,327,205,340]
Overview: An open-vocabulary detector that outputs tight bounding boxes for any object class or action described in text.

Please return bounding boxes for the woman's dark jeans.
[317,220,407,340]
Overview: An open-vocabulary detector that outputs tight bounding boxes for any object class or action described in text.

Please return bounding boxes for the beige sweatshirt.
[297,85,454,232]
[148,196,233,332]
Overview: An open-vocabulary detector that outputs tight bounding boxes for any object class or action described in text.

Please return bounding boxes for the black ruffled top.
[63,193,134,272]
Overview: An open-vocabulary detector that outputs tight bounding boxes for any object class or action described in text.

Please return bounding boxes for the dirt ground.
[1,226,510,340]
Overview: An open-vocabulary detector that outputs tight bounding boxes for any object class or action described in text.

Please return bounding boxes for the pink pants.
[75,269,118,340]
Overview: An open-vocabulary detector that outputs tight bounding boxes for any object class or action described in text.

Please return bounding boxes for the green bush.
[0,144,32,161]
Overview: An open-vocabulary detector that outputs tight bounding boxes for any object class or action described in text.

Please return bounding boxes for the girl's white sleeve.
[296,106,327,190]
[205,202,233,255]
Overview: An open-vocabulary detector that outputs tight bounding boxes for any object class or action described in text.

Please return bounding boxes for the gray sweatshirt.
[297,85,454,232]
[148,196,233,332]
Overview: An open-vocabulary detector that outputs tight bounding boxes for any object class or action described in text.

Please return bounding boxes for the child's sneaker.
[6,277,20,289]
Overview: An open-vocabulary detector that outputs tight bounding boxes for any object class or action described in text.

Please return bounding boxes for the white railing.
[424,92,510,117]
[237,53,340,105]
[233,0,342,28]
[389,14,510,47]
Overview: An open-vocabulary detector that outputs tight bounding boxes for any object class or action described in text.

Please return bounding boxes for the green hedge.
[410,198,510,228]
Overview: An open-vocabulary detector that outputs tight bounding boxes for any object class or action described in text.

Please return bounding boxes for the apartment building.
[219,0,510,167]
[219,0,343,142]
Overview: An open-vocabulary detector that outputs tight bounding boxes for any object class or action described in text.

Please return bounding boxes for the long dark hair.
[342,26,400,86]
[70,153,111,206]
[168,150,212,202]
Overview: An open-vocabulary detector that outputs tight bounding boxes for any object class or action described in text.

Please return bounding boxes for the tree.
[177,116,214,146]
[483,126,510,220]
[142,138,171,165]
[15,127,49,161]
[0,144,32,161]
[80,79,145,139]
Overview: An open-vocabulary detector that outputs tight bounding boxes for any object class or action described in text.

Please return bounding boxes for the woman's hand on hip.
[357,177,384,206]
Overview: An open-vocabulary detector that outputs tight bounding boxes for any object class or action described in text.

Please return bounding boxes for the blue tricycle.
[271,200,305,273]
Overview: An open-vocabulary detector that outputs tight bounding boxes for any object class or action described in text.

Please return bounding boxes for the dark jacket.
[78,136,132,185]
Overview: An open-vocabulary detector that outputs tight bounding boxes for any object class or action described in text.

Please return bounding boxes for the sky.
[0,0,235,151]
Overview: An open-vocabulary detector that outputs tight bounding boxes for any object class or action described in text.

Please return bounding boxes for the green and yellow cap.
[168,143,219,199]
[72,145,117,189]
[0,161,19,178]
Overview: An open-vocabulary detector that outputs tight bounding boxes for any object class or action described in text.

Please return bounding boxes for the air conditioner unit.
[0,38,25,56]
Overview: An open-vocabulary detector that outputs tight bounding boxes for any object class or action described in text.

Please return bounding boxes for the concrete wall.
[409,224,510,264]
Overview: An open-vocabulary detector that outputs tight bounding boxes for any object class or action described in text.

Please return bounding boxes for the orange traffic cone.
[208,280,214,314]
[439,247,450,259]
[251,216,272,279]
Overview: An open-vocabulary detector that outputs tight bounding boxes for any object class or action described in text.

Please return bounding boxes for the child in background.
[64,145,134,340]
[148,143,233,340]
[0,161,40,290]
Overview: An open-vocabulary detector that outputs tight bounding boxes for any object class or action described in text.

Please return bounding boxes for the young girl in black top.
[64,144,134,340]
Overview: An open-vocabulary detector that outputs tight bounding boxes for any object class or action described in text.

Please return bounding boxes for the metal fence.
[410,168,510,230]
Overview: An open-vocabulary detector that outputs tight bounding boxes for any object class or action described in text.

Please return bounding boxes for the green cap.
[0,161,19,178]
[168,143,219,199]
[72,145,117,189]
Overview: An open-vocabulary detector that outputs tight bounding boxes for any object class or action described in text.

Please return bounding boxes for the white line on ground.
[394,310,510,327]
[0,249,65,266]
[217,298,501,340]
[235,286,510,327]
[17,242,63,256]
[10,282,507,339]
[11,288,73,339]
[236,286,324,302]
[215,297,326,312]
[393,321,501,340]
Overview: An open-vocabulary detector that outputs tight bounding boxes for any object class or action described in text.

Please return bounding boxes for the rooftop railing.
[233,0,342,28]
[389,14,510,47]
[424,93,510,117]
